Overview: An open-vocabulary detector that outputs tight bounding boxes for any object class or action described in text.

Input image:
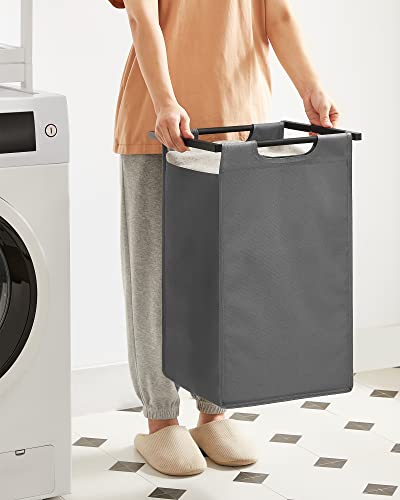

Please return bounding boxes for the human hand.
[302,87,340,128]
[155,102,194,152]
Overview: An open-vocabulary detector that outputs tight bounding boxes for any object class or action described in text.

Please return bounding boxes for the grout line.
[136,469,159,488]
[370,431,396,444]
[297,443,320,458]
[262,482,288,499]
[325,409,347,420]
[133,470,158,489]
[98,447,119,462]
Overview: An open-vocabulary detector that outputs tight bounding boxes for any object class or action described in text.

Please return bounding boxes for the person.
[109,0,339,476]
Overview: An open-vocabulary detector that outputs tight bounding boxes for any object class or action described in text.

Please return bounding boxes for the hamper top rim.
[166,142,308,175]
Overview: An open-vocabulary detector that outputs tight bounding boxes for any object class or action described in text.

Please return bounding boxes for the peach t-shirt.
[111,0,272,154]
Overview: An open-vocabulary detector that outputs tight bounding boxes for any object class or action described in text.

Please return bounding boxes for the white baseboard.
[72,325,400,416]
[71,362,141,417]
[354,323,400,373]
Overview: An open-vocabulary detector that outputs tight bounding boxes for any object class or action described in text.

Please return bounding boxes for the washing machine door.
[0,215,37,380]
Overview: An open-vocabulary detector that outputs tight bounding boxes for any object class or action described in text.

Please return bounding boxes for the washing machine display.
[0,111,36,154]
[0,215,37,380]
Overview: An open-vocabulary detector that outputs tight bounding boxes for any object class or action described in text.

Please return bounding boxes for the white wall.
[270,1,400,333]
[29,1,132,370]
[1,1,399,386]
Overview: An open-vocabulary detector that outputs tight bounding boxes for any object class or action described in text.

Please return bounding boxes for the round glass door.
[0,216,37,379]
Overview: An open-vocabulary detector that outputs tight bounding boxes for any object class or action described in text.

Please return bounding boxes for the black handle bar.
[148,120,362,153]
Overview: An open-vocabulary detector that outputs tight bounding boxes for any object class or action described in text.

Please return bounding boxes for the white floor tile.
[64,469,152,500]
[70,445,116,478]
[65,445,153,500]
[72,409,148,439]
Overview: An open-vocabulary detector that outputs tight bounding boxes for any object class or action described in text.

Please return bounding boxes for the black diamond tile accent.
[148,487,186,499]
[370,389,398,399]
[345,421,374,431]
[73,437,107,448]
[119,406,143,413]
[230,412,260,422]
[363,483,398,496]
[391,443,400,453]
[314,457,347,469]
[270,433,302,444]
[233,472,269,484]
[301,401,331,410]
[109,461,145,473]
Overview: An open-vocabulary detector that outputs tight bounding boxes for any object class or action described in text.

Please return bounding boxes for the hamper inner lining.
[166,141,308,175]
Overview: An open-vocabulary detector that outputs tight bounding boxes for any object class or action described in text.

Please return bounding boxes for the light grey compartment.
[0,445,55,499]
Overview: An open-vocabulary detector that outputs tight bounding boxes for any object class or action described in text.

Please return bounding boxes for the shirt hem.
[113,141,162,155]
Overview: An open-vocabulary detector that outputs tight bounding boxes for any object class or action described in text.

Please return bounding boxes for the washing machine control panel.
[0,89,69,168]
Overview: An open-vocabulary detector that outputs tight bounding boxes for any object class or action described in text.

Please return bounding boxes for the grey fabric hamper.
[158,121,359,409]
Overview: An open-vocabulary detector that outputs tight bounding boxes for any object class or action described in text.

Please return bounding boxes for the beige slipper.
[190,419,258,466]
[134,425,206,476]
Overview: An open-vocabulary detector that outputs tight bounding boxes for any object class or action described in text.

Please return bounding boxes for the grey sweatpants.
[120,154,225,419]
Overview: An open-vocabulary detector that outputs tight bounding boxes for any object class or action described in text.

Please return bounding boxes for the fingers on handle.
[155,120,180,150]
[180,114,194,139]
[165,127,178,151]
[168,122,188,152]
[155,126,168,149]
[320,102,333,128]
[329,104,340,127]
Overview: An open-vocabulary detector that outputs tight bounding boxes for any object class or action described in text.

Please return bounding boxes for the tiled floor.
[62,368,399,500]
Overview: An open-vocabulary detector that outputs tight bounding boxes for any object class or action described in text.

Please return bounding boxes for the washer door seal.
[0,216,37,379]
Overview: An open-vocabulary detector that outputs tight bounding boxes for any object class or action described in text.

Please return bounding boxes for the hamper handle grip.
[148,121,362,153]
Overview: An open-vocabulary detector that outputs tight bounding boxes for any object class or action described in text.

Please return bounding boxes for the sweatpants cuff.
[196,399,225,415]
[142,403,180,420]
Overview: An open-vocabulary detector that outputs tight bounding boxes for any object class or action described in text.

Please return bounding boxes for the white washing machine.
[0,85,71,500]
[0,3,71,496]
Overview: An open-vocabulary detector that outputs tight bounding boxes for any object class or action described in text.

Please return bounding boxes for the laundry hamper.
[150,121,362,408]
